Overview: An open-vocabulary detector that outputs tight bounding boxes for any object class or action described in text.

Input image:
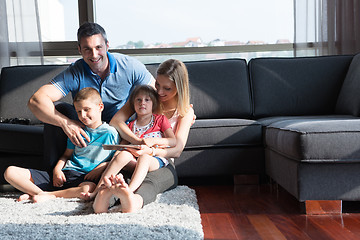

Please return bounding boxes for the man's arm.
[28,83,90,147]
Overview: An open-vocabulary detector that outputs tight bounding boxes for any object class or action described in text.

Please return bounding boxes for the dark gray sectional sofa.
[2,54,360,211]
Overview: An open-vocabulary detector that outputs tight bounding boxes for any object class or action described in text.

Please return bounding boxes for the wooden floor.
[190,183,360,240]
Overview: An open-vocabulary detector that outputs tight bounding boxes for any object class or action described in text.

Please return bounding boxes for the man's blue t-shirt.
[51,52,153,122]
[63,123,119,174]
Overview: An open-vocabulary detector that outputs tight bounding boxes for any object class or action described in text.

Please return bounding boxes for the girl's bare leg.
[110,174,143,213]
[98,151,135,188]
[128,154,160,192]
[4,166,42,201]
[93,187,114,213]
[81,151,135,201]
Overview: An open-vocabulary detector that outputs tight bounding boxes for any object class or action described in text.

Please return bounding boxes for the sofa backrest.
[335,53,360,116]
[249,55,353,118]
[147,59,252,119]
[0,65,71,125]
[187,59,252,119]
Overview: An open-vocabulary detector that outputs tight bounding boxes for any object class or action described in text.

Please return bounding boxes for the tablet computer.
[102,144,142,150]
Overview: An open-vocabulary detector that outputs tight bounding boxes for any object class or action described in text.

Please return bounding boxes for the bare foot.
[80,191,98,201]
[32,192,56,203]
[103,175,113,188]
[17,193,31,202]
[110,174,143,213]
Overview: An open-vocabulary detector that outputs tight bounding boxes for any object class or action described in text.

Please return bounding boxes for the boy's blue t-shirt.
[51,52,153,122]
[63,123,119,174]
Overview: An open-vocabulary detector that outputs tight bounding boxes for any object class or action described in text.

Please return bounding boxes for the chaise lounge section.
[250,54,360,213]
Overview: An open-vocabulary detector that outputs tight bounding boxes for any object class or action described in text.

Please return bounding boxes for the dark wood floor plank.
[267,214,312,240]
[199,214,214,239]
[340,215,360,235]
[192,183,360,239]
[309,216,359,240]
[229,213,262,240]
[204,213,239,239]
[247,214,287,240]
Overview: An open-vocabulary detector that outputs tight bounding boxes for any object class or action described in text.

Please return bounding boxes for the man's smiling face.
[78,34,109,76]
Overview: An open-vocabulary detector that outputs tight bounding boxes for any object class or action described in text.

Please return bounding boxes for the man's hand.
[62,119,90,147]
[53,169,66,187]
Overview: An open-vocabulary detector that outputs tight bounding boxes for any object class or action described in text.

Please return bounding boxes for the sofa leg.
[304,200,342,215]
[233,174,259,185]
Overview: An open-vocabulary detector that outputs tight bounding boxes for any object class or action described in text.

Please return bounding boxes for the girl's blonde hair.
[156,59,190,116]
[129,85,160,113]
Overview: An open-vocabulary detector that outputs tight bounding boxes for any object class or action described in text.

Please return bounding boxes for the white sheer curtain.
[0,0,43,70]
[294,0,360,56]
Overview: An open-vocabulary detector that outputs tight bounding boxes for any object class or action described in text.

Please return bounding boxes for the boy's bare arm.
[53,148,73,187]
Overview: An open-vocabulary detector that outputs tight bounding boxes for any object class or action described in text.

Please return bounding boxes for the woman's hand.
[143,138,157,147]
[125,145,151,157]
[190,104,196,125]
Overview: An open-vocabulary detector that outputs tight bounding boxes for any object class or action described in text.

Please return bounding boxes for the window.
[94,0,294,49]
[38,0,78,42]
[38,0,295,63]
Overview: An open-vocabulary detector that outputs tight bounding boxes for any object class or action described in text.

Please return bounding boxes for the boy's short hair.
[129,85,160,113]
[73,87,103,105]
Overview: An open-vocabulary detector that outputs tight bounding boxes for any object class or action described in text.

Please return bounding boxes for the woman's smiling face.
[155,74,177,103]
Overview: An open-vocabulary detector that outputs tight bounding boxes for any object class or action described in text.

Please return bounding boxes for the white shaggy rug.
[0,185,203,240]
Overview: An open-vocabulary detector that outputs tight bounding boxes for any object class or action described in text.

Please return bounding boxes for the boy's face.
[134,93,153,117]
[74,99,104,129]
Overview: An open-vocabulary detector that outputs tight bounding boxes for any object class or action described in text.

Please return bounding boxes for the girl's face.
[155,74,177,103]
[134,92,153,116]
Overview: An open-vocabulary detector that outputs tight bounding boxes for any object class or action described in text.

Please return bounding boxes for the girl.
[93,59,194,213]
[87,85,176,202]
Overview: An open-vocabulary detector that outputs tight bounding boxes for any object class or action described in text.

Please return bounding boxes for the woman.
[93,59,194,213]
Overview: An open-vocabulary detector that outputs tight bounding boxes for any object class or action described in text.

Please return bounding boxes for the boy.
[4,87,119,202]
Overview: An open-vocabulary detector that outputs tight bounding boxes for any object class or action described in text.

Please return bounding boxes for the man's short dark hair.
[77,22,108,45]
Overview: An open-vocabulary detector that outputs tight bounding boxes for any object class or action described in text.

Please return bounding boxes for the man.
[4,22,156,201]
[28,22,154,148]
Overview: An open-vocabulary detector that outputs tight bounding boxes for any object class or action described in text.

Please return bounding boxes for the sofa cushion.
[187,59,251,119]
[185,118,262,149]
[249,55,353,118]
[264,116,360,162]
[257,115,358,127]
[0,124,43,155]
[335,53,360,116]
[0,65,70,125]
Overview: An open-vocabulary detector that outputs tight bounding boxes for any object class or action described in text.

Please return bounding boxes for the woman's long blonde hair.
[156,59,190,117]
